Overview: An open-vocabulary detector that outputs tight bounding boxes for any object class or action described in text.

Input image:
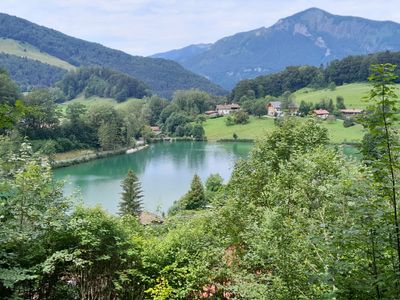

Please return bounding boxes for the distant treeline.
[0,53,66,91]
[58,67,151,101]
[230,51,400,101]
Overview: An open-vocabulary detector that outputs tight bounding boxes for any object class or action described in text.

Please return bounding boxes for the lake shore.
[52,145,149,169]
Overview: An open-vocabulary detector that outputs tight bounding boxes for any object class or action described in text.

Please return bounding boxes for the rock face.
[152,8,400,89]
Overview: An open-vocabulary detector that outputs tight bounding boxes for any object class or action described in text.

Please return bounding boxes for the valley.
[2,4,400,299]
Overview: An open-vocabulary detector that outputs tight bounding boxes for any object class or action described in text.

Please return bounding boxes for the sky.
[0,0,399,56]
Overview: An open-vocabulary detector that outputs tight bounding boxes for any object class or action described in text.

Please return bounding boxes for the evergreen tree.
[336,95,346,110]
[183,174,206,210]
[119,170,143,216]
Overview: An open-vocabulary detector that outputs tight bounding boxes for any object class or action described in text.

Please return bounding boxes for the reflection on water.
[53,142,252,214]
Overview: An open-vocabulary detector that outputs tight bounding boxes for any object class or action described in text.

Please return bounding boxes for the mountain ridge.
[152,8,400,89]
[0,12,226,97]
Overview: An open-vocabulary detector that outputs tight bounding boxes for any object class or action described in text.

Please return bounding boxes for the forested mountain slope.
[0,13,225,97]
[153,8,400,89]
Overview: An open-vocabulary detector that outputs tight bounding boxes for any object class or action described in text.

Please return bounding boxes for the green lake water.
[53,142,253,214]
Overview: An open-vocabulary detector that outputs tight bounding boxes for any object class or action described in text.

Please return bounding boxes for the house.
[216,103,241,115]
[266,101,282,117]
[150,126,161,135]
[204,110,218,117]
[340,109,363,118]
[313,109,330,119]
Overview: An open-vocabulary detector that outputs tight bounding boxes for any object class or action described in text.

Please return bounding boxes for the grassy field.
[54,149,95,161]
[293,83,400,109]
[204,116,364,144]
[59,96,145,114]
[0,38,75,70]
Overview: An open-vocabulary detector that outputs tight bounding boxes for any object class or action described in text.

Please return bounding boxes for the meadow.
[204,116,364,143]
[0,38,75,70]
[293,82,400,109]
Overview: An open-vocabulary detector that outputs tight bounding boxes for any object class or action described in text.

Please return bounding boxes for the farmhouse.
[205,110,218,117]
[266,101,282,117]
[150,126,161,135]
[313,109,330,119]
[340,109,363,118]
[216,103,241,115]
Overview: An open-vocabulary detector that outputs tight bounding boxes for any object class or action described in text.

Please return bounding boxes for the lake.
[53,142,253,214]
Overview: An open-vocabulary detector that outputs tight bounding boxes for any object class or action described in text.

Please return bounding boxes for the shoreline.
[52,139,360,169]
[52,145,149,169]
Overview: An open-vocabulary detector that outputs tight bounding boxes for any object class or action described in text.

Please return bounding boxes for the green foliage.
[336,95,346,109]
[192,124,205,140]
[172,89,216,115]
[0,53,66,92]
[0,14,226,98]
[328,81,336,90]
[97,122,121,150]
[119,170,143,217]
[184,175,206,210]
[359,63,400,292]
[231,51,400,102]
[205,173,224,193]
[164,112,191,136]
[171,175,208,214]
[141,95,168,125]
[232,132,238,140]
[343,117,355,127]
[58,66,151,101]
[19,88,60,139]
[298,100,313,116]
[231,65,323,101]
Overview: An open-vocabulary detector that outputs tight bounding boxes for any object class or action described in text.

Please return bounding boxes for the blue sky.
[0,0,399,56]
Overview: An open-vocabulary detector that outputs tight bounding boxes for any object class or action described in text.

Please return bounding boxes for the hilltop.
[153,8,400,89]
[0,13,226,97]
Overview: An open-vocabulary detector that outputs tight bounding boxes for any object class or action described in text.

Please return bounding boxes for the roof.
[216,103,241,110]
[313,109,330,115]
[340,109,363,114]
[205,110,217,115]
[139,211,163,225]
[150,126,161,131]
[268,101,281,109]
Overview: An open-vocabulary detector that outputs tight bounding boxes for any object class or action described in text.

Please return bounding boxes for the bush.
[343,118,356,128]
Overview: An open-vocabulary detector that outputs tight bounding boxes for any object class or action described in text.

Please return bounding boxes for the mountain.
[152,8,400,89]
[0,13,226,97]
[151,44,211,64]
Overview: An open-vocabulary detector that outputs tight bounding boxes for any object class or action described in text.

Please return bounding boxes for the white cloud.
[0,0,399,56]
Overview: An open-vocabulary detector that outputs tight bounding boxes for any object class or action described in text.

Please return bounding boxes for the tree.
[336,96,346,110]
[233,132,238,140]
[20,88,60,139]
[298,100,313,116]
[183,174,206,210]
[327,98,335,112]
[192,124,205,140]
[98,122,121,150]
[360,63,400,282]
[205,174,224,192]
[66,102,87,123]
[142,95,168,125]
[252,99,267,117]
[233,110,249,124]
[119,170,143,217]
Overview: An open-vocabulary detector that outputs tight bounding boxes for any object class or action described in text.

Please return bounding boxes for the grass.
[204,116,276,141]
[54,149,95,161]
[293,83,400,109]
[0,38,75,70]
[59,96,145,114]
[204,116,364,143]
